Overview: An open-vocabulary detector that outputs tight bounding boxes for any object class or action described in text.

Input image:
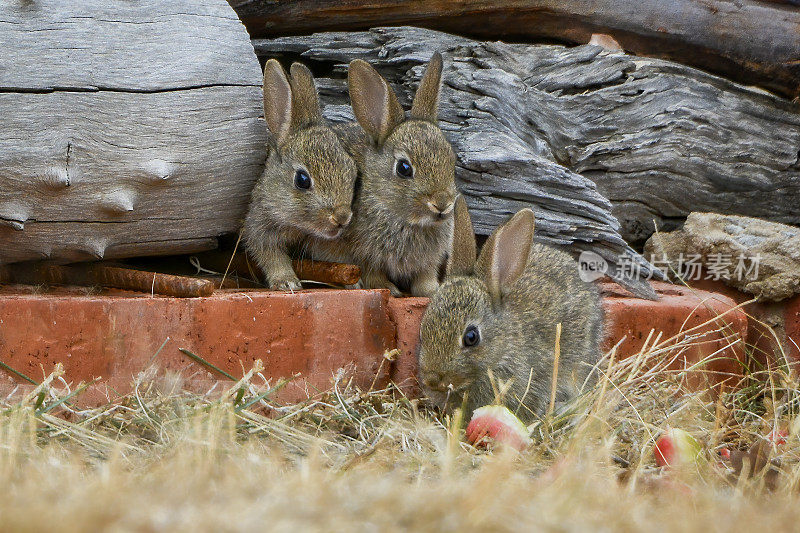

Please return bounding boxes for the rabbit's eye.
[395,158,413,179]
[294,169,312,190]
[462,325,480,347]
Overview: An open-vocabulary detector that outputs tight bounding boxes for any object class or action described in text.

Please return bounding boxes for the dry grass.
[1,322,800,532]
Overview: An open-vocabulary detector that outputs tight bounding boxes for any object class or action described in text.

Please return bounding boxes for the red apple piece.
[766,429,788,446]
[654,427,701,468]
[466,405,532,451]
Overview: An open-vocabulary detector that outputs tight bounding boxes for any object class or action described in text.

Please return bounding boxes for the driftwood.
[255,28,672,299]
[0,0,267,265]
[253,27,800,254]
[230,0,800,99]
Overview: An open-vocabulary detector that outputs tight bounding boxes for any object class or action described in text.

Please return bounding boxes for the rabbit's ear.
[288,62,323,130]
[446,195,476,277]
[263,59,293,146]
[348,59,405,146]
[410,52,443,122]
[476,209,536,304]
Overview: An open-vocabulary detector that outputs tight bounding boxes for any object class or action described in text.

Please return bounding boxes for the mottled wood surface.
[0,0,267,264]
[231,0,800,99]
[253,26,800,250]
[255,29,676,299]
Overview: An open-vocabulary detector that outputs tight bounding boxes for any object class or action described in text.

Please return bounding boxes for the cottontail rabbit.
[418,206,604,423]
[244,60,357,291]
[305,53,457,297]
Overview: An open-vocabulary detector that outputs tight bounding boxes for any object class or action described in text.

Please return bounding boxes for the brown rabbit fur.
[244,60,357,291]
[304,53,457,297]
[418,208,604,424]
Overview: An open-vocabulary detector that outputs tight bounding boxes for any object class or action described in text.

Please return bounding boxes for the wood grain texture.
[0,0,267,264]
[254,27,800,293]
[230,0,800,99]
[1,1,261,91]
[255,28,673,299]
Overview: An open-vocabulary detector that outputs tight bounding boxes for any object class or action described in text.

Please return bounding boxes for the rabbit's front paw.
[362,279,402,297]
[269,274,303,292]
[360,271,403,297]
[384,282,403,298]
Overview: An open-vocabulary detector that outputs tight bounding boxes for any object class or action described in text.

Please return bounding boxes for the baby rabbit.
[306,53,457,297]
[244,60,357,291]
[418,207,604,424]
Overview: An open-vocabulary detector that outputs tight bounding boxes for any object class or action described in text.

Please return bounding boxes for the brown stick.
[292,259,361,286]
[85,264,215,297]
[2,263,74,286]
[195,251,362,286]
[0,263,215,297]
[0,254,362,295]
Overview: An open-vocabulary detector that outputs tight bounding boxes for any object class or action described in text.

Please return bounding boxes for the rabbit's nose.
[422,373,448,391]
[426,199,454,219]
[329,206,353,228]
[427,190,456,218]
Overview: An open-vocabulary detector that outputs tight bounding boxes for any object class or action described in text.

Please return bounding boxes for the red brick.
[600,281,747,390]
[689,279,800,373]
[0,286,395,403]
[386,281,748,393]
[0,280,752,405]
[386,297,428,397]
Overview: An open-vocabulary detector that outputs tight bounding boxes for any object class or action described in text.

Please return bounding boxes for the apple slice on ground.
[766,429,788,445]
[466,405,532,451]
[654,427,702,467]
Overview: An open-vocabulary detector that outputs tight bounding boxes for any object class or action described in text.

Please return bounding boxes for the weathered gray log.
[253,26,800,252]
[0,0,267,264]
[255,28,672,299]
[231,0,800,99]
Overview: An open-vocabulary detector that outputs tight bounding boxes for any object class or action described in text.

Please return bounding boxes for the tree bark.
[230,0,800,99]
[253,27,800,295]
[0,0,266,264]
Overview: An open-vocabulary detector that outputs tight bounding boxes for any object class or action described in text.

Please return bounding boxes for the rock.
[645,213,800,302]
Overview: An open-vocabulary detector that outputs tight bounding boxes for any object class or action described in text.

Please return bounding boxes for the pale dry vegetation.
[1,316,799,532]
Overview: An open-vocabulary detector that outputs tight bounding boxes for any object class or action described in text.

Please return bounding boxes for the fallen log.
[0,0,266,265]
[253,26,800,252]
[230,0,800,99]
[256,28,676,299]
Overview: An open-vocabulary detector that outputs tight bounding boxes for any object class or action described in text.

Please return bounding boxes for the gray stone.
[645,213,800,302]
